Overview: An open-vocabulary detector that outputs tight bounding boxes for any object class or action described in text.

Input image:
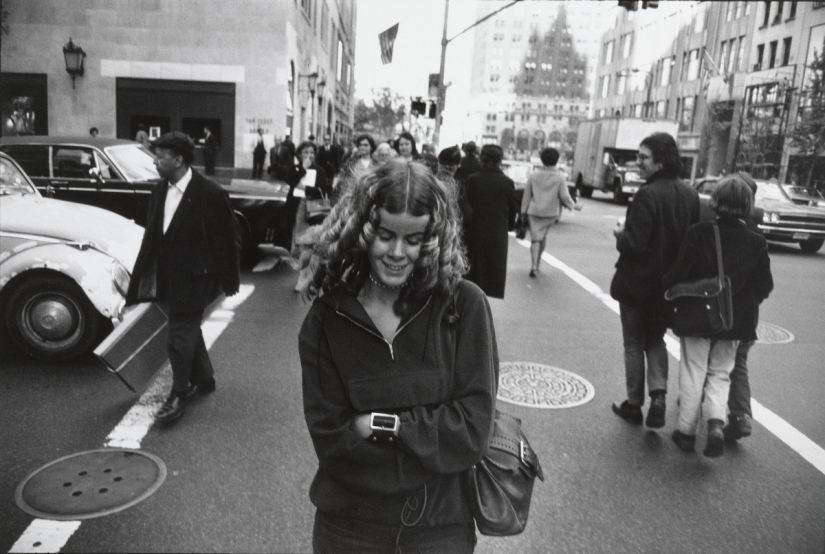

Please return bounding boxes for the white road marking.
[8,521,81,554]
[8,285,255,553]
[516,238,825,476]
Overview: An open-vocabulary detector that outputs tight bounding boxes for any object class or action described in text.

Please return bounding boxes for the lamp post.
[299,72,319,140]
[63,38,86,89]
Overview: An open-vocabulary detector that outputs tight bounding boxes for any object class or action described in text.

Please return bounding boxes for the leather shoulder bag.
[464,408,544,536]
[664,222,733,337]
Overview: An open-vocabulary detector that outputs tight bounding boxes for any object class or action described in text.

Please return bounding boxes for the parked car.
[0,152,143,360]
[693,176,825,253]
[0,136,289,259]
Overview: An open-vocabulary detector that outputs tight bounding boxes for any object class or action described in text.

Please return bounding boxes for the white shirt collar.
[169,167,193,192]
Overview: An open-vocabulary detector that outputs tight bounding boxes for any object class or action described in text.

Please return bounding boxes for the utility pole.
[433,0,450,149]
[432,0,523,149]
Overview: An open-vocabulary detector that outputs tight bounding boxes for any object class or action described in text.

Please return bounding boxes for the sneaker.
[704,419,725,458]
[672,430,696,452]
[723,414,752,441]
[646,394,666,428]
[611,400,643,425]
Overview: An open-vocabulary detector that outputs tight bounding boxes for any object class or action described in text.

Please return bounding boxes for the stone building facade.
[0,0,356,174]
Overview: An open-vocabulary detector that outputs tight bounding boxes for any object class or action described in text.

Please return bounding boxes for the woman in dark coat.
[663,175,773,458]
[463,144,519,298]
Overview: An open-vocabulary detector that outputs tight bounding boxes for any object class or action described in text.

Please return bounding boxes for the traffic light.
[411,99,426,116]
[642,1,658,8]
[618,1,638,10]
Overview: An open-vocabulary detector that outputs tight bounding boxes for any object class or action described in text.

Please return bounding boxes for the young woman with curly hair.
[298,159,498,553]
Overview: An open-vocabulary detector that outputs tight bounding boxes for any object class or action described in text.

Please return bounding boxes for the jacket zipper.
[334,297,431,361]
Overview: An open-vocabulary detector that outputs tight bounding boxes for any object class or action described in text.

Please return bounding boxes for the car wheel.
[799,238,824,254]
[4,274,106,361]
[576,174,593,198]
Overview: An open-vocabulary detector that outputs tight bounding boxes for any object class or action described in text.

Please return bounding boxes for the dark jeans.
[253,150,266,179]
[165,308,213,396]
[312,510,476,554]
[619,302,668,406]
[728,339,754,417]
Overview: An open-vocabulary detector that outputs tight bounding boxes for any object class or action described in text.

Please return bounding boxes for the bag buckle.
[520,440,527,465]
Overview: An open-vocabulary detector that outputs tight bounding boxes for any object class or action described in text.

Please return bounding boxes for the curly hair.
[296,159,468,315]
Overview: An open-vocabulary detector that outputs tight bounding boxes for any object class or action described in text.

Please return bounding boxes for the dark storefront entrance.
[1,73,49,137]
[116,78,235,168]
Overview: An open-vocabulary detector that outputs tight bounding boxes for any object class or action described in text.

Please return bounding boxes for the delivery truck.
[572,117,679,204]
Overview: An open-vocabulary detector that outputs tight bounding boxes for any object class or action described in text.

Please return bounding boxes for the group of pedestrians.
[124,126,776,551]
[610,132,773,458]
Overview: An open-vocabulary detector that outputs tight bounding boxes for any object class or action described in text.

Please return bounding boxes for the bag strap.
[712,221,724,280]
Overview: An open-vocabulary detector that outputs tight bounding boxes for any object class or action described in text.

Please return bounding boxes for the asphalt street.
[1,192,823,554]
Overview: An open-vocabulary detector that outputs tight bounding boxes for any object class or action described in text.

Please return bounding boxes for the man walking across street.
[610,132,700,428]
[126,132,240,424]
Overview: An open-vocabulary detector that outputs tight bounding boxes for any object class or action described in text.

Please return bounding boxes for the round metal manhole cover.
[15,449,166,520]
[498,362,595,409]
[756,322,794,344]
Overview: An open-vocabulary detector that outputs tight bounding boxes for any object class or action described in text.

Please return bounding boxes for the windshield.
[104,144,161,182]
[783,185,825,202]
[0,156,38,196]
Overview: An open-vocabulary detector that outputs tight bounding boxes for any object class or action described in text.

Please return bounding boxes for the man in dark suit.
[252,127,267,179]
[203,126,217,176]
[126,132,240,424]
[610,132,700,429]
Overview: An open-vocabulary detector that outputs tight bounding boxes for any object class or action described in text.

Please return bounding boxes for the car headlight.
[110,260,131,297]
[762,211,780,224]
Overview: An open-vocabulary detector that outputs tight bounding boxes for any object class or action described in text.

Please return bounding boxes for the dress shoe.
[671,430,696,452]
[156,394,186,424]
[529,269,537,278]
[646,394,666,428]
[611,400,643,425]
[704,419,725,458]
[187,377,216,399]
[723,413,752,441]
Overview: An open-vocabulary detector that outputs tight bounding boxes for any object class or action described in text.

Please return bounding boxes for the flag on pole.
[379,23,399,65]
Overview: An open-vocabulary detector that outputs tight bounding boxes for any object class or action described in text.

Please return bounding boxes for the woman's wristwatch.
[367,412,400,443]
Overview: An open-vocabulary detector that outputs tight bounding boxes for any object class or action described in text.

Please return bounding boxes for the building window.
[773,0,784,23]
[617,72,626,94]
[745,1,752,15]
[687,49,701,81]
[600,75,611,98]
[735,1,744,18]
[769,40,778,68]
[320,2,329,45]
[782,37,792,65]
[679,96,696,132]
[656,101,666,118]
[337,39,344,81]
[604,40,614,64]
[720,40,730,73]
[789,1,797,18]
[726,2,735,21]
[762,1,771,27]
[737,37,747,72]
[693,7,706,33]
[727,39,737,74]
[662,56,673,85]
[756,44,765,70]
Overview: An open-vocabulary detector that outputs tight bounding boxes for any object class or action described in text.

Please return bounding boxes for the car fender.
[0,240,124,319]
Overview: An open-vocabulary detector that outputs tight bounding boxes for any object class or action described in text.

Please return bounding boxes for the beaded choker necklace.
[369,273,406,290]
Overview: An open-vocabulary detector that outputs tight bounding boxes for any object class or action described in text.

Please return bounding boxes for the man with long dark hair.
[610,133,700,429]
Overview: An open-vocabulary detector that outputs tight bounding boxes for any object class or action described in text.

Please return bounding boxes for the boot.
[723,414,752,441]
[704,419,725,458]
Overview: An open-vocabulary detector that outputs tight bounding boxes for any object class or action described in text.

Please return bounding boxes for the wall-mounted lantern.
[63,38,86,89]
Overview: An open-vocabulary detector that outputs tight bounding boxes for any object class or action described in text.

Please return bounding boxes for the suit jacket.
[126,170,240,315]
[610,171,700,313]
[663,216,773,340]
[521,166,575,218]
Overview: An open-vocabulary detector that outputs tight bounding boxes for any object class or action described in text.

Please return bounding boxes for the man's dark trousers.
[166,307,213,395]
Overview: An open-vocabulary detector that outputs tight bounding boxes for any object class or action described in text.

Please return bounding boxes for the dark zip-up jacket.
[299,280,498,526]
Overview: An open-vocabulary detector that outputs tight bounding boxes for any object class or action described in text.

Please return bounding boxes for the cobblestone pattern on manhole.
[498,362,595,409]
[756,322,794,344]
[15,449,166,520]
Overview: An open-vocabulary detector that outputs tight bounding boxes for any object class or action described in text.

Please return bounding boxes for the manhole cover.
[498,362,595,409]
[756,322,794,344]
[15,449,166,520]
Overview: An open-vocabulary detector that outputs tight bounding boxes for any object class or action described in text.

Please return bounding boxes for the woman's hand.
[351,413,372,439]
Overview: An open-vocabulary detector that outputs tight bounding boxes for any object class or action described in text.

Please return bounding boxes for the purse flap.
[664,276,723,301]
[485,410,545,481]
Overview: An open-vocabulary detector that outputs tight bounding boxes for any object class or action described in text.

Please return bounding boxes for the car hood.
[758,198,825,217]
[0,195,144,270]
